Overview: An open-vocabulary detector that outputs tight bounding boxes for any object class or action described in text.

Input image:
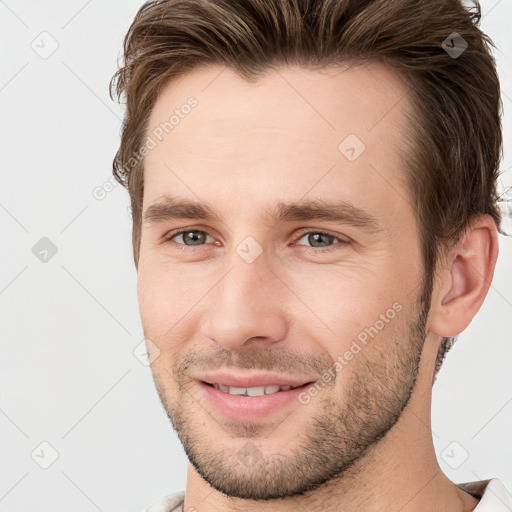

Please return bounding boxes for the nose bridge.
[204,246,288,350]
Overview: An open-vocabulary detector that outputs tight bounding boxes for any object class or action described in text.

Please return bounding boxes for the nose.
[202,250,289,351]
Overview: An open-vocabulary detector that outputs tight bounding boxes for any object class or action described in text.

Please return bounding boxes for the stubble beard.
[150,281,432,501]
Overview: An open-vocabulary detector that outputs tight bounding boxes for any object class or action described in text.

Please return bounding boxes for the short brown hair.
[110,0,503,375]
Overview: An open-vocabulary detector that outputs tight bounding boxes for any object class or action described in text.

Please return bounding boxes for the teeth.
[212,384,300,396]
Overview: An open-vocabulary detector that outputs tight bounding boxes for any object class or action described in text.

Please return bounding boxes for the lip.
[199,371,313,388]
[197,379,315,422]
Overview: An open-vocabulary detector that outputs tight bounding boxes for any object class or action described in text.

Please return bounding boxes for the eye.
[294,230,350,252]
[163,228,350,252]
[165,229,215,246]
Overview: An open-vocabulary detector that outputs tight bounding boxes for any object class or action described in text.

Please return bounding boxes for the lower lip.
[198,381,313,422]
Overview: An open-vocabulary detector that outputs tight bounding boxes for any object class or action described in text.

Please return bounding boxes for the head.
[111,0,502,501]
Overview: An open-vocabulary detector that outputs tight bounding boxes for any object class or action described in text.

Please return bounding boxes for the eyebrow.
[142,195,382,234]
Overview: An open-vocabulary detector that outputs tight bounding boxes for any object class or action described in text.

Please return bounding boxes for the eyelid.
[292,228,352,245]
[164,228,215,244]
[291,230,351,254]
[165,227,351,252]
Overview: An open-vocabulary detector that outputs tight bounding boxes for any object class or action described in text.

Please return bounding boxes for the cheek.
[137,264,179,343]
[290,264,408,358]
[137,261,210,354]
[137,266,163,325]
[138,254,187,306]
[286,264,383,321]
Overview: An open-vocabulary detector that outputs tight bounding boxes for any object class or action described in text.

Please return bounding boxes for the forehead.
[143,62,413,224]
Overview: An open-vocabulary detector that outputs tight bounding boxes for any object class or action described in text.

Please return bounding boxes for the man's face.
[138,63,430,499]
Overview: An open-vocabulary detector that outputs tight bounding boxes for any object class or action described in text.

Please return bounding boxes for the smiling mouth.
[203,382,312,397]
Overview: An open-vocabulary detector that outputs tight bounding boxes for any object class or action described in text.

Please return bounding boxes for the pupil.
[186,231,204,245]
[309,233,331,247]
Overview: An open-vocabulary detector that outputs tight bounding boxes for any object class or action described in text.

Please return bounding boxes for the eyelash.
[164,228,350,253]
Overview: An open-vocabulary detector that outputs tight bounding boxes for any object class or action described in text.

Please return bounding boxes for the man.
[110,0,512,510]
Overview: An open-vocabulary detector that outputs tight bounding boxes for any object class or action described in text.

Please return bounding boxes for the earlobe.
[429,215,499,338]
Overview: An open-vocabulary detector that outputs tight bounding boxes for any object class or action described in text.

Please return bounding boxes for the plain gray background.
[1,1,511,510]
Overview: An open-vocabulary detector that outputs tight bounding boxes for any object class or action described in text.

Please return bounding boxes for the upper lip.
[198,372,315,388]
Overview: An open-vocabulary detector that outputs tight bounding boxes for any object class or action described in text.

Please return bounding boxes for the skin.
[137,63,498,511]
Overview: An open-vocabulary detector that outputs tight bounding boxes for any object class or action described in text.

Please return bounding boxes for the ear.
[428,214,499,337]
